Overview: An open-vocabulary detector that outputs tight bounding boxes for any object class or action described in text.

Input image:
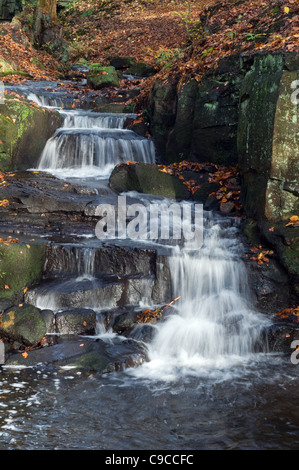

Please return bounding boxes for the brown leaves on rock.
[137,296,181,324]
[275,306,299,321]
[248,245,274,265]
[285,215,299,227]
[0,236,19,245]
[208,166,241,210]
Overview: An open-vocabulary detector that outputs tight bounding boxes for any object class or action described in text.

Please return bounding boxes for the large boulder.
[0,303,46,346]
[109,56,157,77]
[109,162,190,200]
[55,308,97,335]
[0,93,63,171]
[87,65,120,90]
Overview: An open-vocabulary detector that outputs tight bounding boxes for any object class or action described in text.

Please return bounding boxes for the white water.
[131,215,271,381]
[27,87,271,381]
[61,110,133,129]
[38,128,155,178]
[27,92,63,109]
[35,104,155,179]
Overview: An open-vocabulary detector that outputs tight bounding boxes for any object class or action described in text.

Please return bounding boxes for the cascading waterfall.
[61,110,130,129]
[27,92,64,109]
[132,214,270,380]
[37,109,155,178]
[26,246,99,311]
[26,86,271,381]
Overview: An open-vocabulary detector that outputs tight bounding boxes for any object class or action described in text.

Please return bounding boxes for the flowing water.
[1,82,299,450]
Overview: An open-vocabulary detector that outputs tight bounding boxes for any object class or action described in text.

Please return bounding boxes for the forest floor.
[0,0,297,86]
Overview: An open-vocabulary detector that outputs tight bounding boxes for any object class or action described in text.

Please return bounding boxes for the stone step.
[25,272,170,312]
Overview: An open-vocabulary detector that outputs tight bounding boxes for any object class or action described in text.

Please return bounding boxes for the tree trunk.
[33,0,68,63]
[36,0,57,22]
[34,0,57,46]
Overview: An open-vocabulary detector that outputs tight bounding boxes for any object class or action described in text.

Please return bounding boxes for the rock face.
[148,54,243,165]
[238,52,299,222]
[0,0,22,20]
[148,52,299,223]
[147,51,298,301]
[0,93,63,171]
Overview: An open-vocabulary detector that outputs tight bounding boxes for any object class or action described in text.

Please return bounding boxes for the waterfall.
[26,86,271,380]
[27,93,63,109]
[37,108,155,179]
[132,214,270,380]
[61,110,131,129]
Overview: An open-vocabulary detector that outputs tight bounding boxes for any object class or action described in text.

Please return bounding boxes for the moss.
[0,93,62,170]
[87,66,119,89]
[0,243,45,301]
[0,71,31,77]
[0,304,46,346]
[67,352,111,371]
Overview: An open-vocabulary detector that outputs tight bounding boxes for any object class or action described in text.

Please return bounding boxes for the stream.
[0,80,299,451]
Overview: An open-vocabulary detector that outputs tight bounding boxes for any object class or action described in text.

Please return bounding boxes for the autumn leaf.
[276,306,299,321]
[285,215,299,227]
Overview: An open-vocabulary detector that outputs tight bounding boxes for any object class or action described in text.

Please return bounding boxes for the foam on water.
[130,214,271,381]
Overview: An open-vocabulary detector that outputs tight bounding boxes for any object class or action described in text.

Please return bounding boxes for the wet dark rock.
[4,336,148,372]
[111,307,141,334]
[40,309,55,333]
[109,56,136,70]
[109,56,157,78]
[0,298,14,313]
[238,53,299,222]
[127,323,157,343]
[126,61,157,78]
[220,201,235,214]
[55,308,97,335]
[265,320,299,354]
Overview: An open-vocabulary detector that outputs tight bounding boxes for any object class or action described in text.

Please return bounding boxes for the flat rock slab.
[4,336,148,372]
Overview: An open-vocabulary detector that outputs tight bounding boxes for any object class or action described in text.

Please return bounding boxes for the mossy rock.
[87,65,120,90]
[0,242,45,302]
[109,162,190,200]
[0,303,46,346]
[126,61,157,78]
[0,93,63,171]
[66,352,111,372]
[0,58,16,73]
[109,56,136,69]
